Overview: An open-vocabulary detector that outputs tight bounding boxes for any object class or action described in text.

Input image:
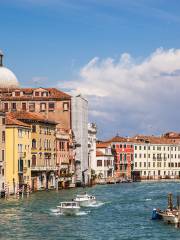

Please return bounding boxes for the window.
[144,162,146,167]
[18,129,23,137]
[144,154,146,158]
[11,103,16,111]
[139,146,141,150]
[49,102,55,111]
[40,103,46,112]
[135,146,137,150]
[2,150,4,161]
[139,154,142,158]
[4,103,8,112]
[29,103,35,112]
[32,125,36,133]
[120,144,122,148]
[15,91,20,96]
[2,131,5,142]
[148,146,150,150]
[135,162,137,167]
[2,118,5,125]
[135,153,137,158]
[104,160,107,167]
[28,160,31,168]
[32,139,36,149]
[22,103,26,111]
[63,102,69,111]
[32,155,36,166]
[35,92,40,96]
[144,146,146,150]
[148,154,150,158]
[148,162,150,168]
[124,144,126,148]
[97,160,102,167]
[120,154,122,161]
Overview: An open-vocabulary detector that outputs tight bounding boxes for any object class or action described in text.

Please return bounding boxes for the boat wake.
[145,198,152,201]
[75,211,89,216]
[86,202,105,208]
[49,209,89,216]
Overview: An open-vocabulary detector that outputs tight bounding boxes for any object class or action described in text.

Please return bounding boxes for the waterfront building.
[132,135,180,181]
[56,128,75,188]
[0,51,75,186]
[96,142,114,181]
[109,136,134,179]
[8,112,58,191]
[71,94,89,185]
[0,112,5,195]
[88,123,97,182]
[5,114,31,194]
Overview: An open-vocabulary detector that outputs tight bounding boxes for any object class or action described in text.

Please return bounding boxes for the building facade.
[72,95,89,185]
[110,136,134,179]
[8,112,58,191]
[56,128,75,188]
[96,142,114,181]
[133,135,180,180]
[0,112,5,194]
[88,123,97,182]
[5,115,32,194]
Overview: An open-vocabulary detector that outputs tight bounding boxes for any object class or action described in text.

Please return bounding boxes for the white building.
[0,112,5,196]
[72,95,89,185]
[133,136,180,180]
[88,123,97,180]
[96,142,114,181]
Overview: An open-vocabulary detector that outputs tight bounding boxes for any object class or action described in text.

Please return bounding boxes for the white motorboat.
[74,193,96,207]
[57,202,80,215]
[158,210,179,224]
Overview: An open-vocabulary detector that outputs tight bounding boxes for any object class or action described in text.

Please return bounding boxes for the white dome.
[0,67,19,88]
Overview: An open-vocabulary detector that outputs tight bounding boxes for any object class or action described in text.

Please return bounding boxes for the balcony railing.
[31,166,58,171]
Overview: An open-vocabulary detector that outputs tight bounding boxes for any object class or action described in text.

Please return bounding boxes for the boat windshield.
[61,202,77,207]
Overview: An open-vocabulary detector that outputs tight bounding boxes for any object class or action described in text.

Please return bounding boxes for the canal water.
[1,182,180,240]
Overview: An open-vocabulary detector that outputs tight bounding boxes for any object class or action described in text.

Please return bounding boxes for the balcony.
[31,166,58,171]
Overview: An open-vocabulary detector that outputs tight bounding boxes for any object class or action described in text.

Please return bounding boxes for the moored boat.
[57,202,80,215]
[74,193,96,207]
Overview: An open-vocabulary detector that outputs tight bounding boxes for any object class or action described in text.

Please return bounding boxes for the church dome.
[0,50,20,88]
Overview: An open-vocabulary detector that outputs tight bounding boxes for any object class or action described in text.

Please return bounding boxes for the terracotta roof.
[6,116,30,128]
[132,135,176,145]
[96,142,111,148]
[0,87,71,100]
[7,112,57,125]
[106,134,178,145]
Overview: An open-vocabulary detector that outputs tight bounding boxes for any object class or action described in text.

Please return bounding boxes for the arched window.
[32,139,36,149]
[32,155,36,166]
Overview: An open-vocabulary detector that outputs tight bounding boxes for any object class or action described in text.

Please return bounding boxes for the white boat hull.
[75,199,96,207]
[159,213,179,224]
[57,207,80,215]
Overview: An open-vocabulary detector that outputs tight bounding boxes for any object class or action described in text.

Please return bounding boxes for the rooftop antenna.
[0,50,3,67]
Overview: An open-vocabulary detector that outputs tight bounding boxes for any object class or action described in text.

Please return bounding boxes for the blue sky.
[1,0,180,139]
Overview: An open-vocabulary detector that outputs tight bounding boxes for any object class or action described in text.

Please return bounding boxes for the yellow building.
[5,115,31,194]
[8,112,57,191]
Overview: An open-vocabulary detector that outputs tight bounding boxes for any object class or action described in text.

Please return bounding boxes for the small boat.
[57,202,80,215]
[74,193,96,207]
[158,210,179,224]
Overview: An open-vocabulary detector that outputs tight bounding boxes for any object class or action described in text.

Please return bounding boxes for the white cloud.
[59,48,180,138]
